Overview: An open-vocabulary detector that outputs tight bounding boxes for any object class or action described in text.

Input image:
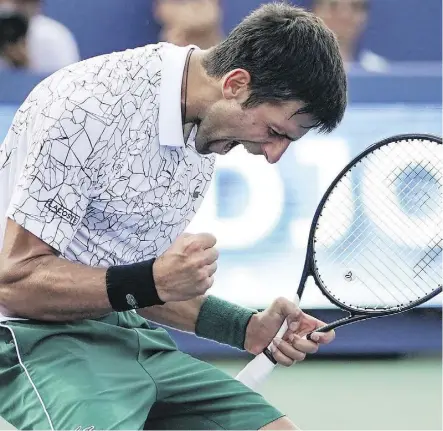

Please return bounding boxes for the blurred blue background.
[37,0,442,63]
[0,1,441,430]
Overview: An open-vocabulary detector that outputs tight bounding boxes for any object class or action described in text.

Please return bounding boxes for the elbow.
[0,257,27,312]
[0,257,47,319]
[0,264,20,317]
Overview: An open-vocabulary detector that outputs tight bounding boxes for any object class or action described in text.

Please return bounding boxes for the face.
[11,0,39,18]
[314,0,368,43]
[194,70,315,164]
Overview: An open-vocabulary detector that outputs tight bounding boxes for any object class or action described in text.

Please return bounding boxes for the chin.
[194,140,211,155]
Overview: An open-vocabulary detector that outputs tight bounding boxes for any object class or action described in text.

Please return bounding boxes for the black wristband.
[106,258,165,311]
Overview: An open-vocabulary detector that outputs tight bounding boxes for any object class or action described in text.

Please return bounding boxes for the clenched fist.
[153,233,218,302]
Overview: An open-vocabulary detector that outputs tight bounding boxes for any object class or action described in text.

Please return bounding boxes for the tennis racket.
[236,133,442,390]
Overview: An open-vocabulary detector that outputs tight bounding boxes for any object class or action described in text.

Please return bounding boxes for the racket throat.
[309,314,368,338]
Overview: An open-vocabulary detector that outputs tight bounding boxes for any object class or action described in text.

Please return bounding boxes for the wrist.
[106,258,165,311]
[195,295,257,350]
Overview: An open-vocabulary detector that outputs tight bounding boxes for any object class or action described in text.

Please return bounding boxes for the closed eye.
[268,128,297,142]
[268,128,284,139]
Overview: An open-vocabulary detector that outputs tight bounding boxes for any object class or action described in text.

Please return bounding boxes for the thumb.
[273,295,301,323]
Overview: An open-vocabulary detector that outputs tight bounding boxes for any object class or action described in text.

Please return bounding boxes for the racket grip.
[235,352,277,390]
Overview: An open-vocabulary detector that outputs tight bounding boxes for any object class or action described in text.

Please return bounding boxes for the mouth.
[222,140,241,155]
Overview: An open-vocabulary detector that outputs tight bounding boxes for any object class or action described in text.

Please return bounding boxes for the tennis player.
[0,3,346,430]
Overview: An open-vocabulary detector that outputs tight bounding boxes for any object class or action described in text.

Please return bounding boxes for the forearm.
[137,295,207,332]
[141,295,257,351]
[0,254,111,321]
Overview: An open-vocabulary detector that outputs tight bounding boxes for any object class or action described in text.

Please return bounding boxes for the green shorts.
[0,311,283,430]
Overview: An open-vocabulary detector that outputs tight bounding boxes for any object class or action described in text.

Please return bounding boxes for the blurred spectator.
[0,0,80,73]
[312,0,389,72]
[154,0,223,49]
[0,4,29,69]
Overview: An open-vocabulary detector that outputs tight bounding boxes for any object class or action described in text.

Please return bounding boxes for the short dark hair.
[203,2,347,133]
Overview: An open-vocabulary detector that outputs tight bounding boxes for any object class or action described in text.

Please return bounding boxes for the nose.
[261,140,291,164]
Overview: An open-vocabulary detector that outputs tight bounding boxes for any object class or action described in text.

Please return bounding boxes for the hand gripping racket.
[236,133,442,390]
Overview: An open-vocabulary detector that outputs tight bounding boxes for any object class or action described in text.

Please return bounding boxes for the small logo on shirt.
[126,294,139,309]
[45,199,80,226]
[192,188,200,199]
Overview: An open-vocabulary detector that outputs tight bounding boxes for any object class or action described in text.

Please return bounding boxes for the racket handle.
[236,295,301,391]
[235,351,277,390]
[236,319,289,390]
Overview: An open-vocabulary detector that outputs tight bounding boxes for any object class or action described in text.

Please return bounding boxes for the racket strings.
[318,193,424,302]
[360,153,441,270]
[319,201,426,307]
[414,241,442,279]
[313,138,442,311]
[318,143,442,263]
[320,178,436,272]
[317,154,441,261]
[319,170,441,287]
[382,148,442,223]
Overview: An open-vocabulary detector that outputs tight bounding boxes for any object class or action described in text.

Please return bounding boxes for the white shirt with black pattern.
[0,43,215,321]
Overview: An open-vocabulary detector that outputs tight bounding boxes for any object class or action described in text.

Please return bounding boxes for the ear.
[221,69,251,102]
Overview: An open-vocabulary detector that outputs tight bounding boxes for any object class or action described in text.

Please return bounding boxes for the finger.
[310,329,336,345]
[273,338,307,362]
[272,296,301,321]
[285,318,301,336]
[289,334,319,354]
[197,275,215,295]
[194,233,217,249]
[206,262,218,277]
[297,314,328,338]
[269,343,294,367]
[200,247,219,265]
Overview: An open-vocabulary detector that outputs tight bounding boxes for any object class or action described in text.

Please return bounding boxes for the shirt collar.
[159,44,198,147]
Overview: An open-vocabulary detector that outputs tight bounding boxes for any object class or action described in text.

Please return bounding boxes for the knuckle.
[196,269,207,282]
[310,343,319,354]
[283,358,294,367]
[209,262,218,275]
[186,241,201,253]
[198,280,211,294]
[208,276,215,288]
[297,352,307,361]
[206,233,217,244]
[212,247,220,261]
[273,297,288,308]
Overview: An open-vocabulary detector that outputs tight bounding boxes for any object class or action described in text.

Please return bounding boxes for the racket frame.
[296,133,443,331]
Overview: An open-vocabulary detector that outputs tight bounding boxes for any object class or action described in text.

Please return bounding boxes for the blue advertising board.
[2,103,441,309]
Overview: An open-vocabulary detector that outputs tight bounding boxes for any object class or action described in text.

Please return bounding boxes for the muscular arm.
[137,296,207,332]
[0,219,216,323]
[0,218,112,321]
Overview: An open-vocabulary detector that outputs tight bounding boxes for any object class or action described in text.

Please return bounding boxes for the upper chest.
[92,133,215,218]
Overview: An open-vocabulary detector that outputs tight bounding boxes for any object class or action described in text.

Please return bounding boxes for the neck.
[182,50,217,125]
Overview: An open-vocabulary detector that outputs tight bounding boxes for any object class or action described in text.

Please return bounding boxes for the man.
[154,0,223,49]
[0,0,80,73]
[0,3,346,430]
[312,0,389,72]
[0,2,28,69]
